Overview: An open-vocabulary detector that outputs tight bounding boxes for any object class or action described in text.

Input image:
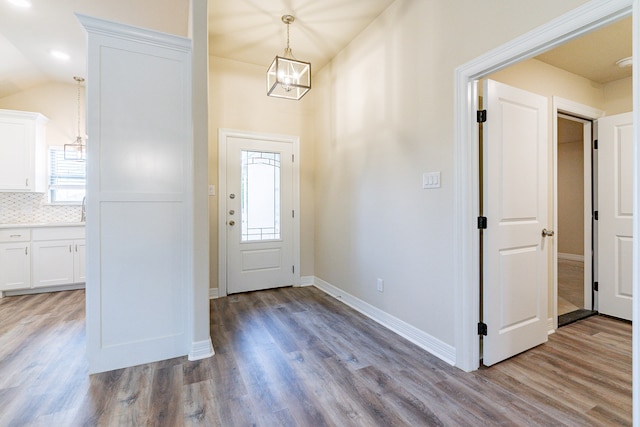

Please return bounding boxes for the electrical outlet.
[377,278,384,293]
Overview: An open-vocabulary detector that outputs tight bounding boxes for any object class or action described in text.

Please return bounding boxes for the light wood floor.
[0,287,631,426]
[558,258,585,315]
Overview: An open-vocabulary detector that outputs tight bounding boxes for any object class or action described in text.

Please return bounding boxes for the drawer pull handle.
[9,234,21,238]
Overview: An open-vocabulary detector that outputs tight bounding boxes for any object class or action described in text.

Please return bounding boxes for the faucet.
[81,196,86,222]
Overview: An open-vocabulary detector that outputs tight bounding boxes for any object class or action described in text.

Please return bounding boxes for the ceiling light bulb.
[7,0,31,8]
[50,50,70,61]
[616,56,633,68]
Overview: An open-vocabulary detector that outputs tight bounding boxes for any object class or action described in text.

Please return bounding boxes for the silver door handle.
[542,228,555,237]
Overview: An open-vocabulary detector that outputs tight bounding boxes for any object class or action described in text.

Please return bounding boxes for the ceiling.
[207,0,396,70]
[0,0,633,100]
[534,16,632,84]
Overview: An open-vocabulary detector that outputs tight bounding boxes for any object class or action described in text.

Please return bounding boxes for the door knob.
[542,228,555,237]
[229,220,235,226]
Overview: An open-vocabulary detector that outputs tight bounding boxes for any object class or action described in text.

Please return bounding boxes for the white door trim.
[453,0,635,373]
[218,128,301,297]
[552,98,605,330]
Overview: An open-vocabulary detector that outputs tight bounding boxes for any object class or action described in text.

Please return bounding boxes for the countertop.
[0,222,85,229]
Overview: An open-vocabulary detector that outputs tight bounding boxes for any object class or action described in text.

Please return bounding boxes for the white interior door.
[597,112,633,321]
[223,134,297,294]
[483,79,549,366]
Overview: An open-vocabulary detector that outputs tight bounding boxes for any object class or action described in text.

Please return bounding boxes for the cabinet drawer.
[0,228,31,243]
[32,227,85,241]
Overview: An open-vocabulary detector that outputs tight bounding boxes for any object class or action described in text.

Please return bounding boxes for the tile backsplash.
[0,192,82,224]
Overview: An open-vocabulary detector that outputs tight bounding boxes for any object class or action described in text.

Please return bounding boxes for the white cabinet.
[32,227,85,288]
[0,226,85,292]
[0,109,48,192]
[32,240,75,288]
[0,228,31,291]
[0,242,31,290]
[74,239,86,282]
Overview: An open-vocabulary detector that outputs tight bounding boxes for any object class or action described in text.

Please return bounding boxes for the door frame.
[217,128,301,297]
[453,0,636,373]
[552,98,604,329]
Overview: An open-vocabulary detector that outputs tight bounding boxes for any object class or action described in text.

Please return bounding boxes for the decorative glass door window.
[241,151,281,241]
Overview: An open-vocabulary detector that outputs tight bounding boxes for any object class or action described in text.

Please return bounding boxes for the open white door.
[483,79,549,366]
[597,112,634,321]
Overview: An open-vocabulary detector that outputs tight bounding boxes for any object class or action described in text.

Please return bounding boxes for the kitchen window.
[48,146,86,203]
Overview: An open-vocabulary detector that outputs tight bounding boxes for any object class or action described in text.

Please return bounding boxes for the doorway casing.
[454,0,637,400]
[552,98,604,329]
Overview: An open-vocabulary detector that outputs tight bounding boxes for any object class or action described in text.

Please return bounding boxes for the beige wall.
[557,137,585,255]
[312,0,589,346]
[489,58,605,109]
[208,56,315,289]
[0,81,85,149]
[604,76,633,115]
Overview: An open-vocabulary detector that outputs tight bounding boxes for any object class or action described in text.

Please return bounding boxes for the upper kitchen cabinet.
[0,109,48,192]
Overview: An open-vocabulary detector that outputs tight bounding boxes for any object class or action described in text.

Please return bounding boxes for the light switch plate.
[423,172,441,189]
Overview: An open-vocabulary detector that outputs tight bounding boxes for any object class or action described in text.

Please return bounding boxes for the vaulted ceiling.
[0,0,632,100]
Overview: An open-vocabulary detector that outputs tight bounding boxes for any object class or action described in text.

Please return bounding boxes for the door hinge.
[477,216,487,229]
[477,110,487,123]
[594,139,598,150]
[593,281,599,292]
[594,210,598,220]
[478,322,487,336]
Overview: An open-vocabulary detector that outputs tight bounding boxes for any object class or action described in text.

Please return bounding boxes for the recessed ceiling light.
[7,0,31,8]
[616,56,633,68]
[50,50,70,61]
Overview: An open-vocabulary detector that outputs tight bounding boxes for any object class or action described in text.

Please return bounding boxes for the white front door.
[597,112,634,321]
[482,79,549,366]
[220,131,298,294]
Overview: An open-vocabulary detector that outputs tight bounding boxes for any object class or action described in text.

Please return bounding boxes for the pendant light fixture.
[64,76,86,161]
[267,15,311,100]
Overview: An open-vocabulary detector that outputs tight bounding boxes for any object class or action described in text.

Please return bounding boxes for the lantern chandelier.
[64,76,86,161]
[267,15,311,100]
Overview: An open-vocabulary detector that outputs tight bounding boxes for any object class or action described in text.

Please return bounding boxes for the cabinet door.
[0,119,31,190]
[0,242,30,290]
[74,239,86,283]
[32,240,74,288]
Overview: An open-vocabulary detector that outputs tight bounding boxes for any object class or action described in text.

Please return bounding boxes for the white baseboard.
[312,276,456,366]
[188,337,215,361]
[299,276,314,287]
[558,253,584,262]
[4,283,85,296]
[209,288,219,299]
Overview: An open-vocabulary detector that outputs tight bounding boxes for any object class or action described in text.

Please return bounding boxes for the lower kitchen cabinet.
[32,240,75,288]
[0,226,85,292]
[74,240,86,283]
[0,242,31,290]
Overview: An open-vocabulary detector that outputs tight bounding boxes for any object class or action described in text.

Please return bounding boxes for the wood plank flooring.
[0,286,631,426]
[558,258,585,315]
